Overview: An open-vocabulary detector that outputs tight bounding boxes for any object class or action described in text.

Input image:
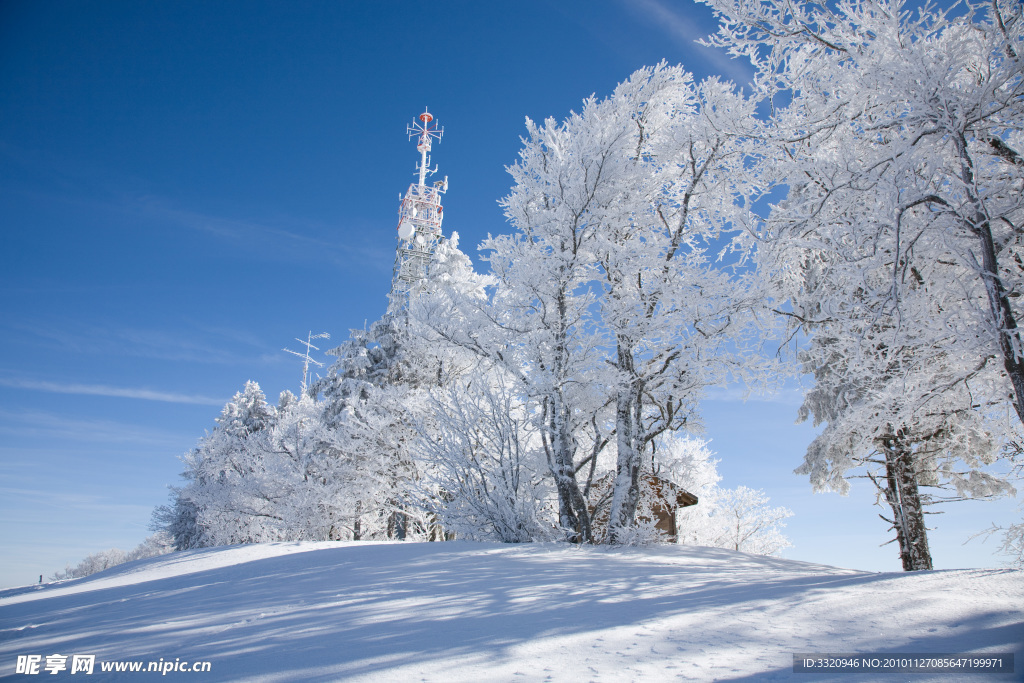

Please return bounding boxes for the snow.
[1,541,1021,681]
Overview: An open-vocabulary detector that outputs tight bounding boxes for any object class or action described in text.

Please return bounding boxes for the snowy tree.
[321,236,483,397]
[973,446,1024,567]
[413,66,769,544]
[659,434,793,556]
[709,486,793,555]
[334,382,431,540]
[259,393,355,541]
[795,311,1013,569]
[414,370,554,542]
[312,234,489,542]
[412,172,610,542]
[581,66,768,543]
[156,381,278,548]
[124,531,175,562]
[997,521,1024,566]
[50,549,126,581]
[698,0,1024,424]
[151,487,205,551]
[786,205,1014,570]
[51,532,174,581]
[699,0,1023,567]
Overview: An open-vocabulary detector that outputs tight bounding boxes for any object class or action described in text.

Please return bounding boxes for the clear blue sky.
[0,0,1015,587]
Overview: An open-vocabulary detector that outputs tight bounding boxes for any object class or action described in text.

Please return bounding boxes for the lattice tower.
[389,108,447,311]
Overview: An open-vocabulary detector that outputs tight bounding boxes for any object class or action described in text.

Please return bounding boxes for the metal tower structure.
[390,108,447,310]
[283,331,330,394]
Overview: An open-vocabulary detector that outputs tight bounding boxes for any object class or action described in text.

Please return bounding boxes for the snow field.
[1,541,1021,681]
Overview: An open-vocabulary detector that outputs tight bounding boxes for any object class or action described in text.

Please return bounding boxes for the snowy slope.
[1,541,1021,682]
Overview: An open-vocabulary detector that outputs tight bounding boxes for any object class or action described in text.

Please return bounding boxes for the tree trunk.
[955,132,1024,426]
[879,427,933,571]
[546,287,592,543]
[548,391,592,543]
[388,505,407,540]
[975,217,1024,425]
[608,345,643,544]
[352,500,362,542]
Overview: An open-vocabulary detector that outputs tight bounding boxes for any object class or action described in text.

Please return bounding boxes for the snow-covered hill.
[1,541,1021,681]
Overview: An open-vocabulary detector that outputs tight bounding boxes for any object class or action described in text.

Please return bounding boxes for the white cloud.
[128,196,392,269]
[3,318,277,366]
[0,378,224,406]
[704,383,808,405]
[0,409,196,448]
[622,0,754,86]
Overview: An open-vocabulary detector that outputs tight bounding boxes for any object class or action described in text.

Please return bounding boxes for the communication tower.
[390,108,447,310]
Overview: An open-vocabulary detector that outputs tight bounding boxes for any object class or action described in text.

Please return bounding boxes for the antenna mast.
[283,331,330,394]
[390,107,447,311]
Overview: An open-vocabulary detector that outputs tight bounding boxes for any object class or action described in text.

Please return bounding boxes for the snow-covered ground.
[1,541,1021,681]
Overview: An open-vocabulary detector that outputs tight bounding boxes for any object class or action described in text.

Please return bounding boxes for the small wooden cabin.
[588,473,698,543]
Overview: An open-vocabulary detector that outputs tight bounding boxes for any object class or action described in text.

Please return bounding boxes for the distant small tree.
[50,532,174,581]
[974,450,1024,568]
[709,486,793,556]
[661,434,793,556]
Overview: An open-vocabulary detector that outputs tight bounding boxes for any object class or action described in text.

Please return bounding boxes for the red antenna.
[408,107,444,187]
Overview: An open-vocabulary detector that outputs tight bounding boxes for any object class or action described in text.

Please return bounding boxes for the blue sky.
[0,0,1016,588]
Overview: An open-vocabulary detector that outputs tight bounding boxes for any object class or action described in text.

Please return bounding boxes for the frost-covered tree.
[313,235,489,541]
[699,0,1023,567]
[331,382,430,540]
[258,393,357,541]
[156,381,278,548]
[710,486,794,555]
[796,312,1013,570]
[700,0,1024,421]
[413,170,609,542]
[161,378,425,546]
[414,370,554,542]
[974,446,1024,567]
[414,66,769,544]
[659,434,793,556]
[50,549,127,581]
[51,532,174,581]
[151,488,205,551]
[124,531,175,562]
[996,521,1024,567]
[581,66,767,543]
[787,205,1013,570]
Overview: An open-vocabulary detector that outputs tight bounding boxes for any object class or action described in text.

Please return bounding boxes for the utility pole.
[283,331,330,394]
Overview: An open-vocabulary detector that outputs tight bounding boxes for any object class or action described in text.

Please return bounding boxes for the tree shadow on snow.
[0,542,1020,682]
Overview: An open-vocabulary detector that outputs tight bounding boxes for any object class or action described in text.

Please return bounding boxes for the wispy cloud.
[126,196,393,271]
[0,378,224,405]
[3,320,272,366]
[0,486,156,515]
[0,143,393,272]
[704,383,808,406]
[0,410,195,452]
[621,0,754,86]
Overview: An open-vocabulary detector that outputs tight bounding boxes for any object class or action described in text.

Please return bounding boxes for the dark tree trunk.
[955,133,1024,427]
[879,427,933,571]
[352,500,362,542]
[388,506,407,540]
[548,391,592,543]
